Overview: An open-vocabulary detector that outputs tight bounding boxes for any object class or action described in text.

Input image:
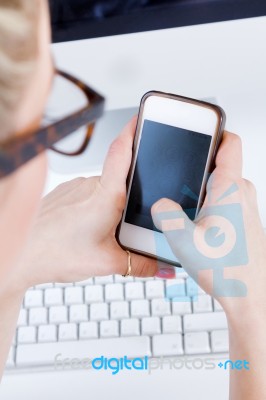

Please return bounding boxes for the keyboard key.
[6,346,15,367]
[175,268,189,279]
[183,312,227,332]
[65,287,83,305]
[186,278,205,297]
[151,299,171,316]
[142,317,161,335]
[90,303,109,321]
[135,277,154,282]
[49,306,68,324]
[18,327,36,344]
[145,280,164,299]
[172,297,192,315]
[154,277,167,282]
[125,282,144,300]
[105,283,124,302]
[166,279,186,298]
[121,319,140,336]
[110,301,129,319]
[16,337,151,366]
[38,325,57,343]
[213,299,223,311]
[211,330,229,353]
[193,295,213,313]
[12,334,16,346]
[24,290,43,308]
[69,305,88,322]
[54,283,73,288]
[114,275,134,283]
[17,309,27,326]
[79,322,98,339]
[35,283,53,289]
[131,300,150,318]
[58,323,77,341]
[29,307,48,326]
[75,278,93,286]
[184,332,210,354]
[162,316,182,333]
[85,285,103,303]
[94,276,113,285]
[44,288,63,306]
[100,320,119,338]
[153,334,183,356]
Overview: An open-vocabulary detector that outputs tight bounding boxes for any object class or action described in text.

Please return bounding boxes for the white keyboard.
[6,270,229,370]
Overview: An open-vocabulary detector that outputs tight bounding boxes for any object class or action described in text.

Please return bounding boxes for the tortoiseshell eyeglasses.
[0,70,105,179]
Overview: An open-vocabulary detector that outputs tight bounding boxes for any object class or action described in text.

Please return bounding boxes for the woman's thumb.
[151,198,196,264]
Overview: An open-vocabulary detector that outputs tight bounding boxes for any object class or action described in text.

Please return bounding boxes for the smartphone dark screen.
[125,120,212,231]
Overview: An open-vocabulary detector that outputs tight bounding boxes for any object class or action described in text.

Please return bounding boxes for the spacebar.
[16,336,151,367]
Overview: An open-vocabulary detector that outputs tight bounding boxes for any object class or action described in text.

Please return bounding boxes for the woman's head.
[0,0,52,140]
[0,0,53,292]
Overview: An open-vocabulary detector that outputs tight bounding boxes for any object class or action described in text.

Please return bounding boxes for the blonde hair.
[0,0,40,141]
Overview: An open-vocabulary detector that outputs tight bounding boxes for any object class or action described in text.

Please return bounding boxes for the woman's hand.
[152,131,266,315]
[17,117,174,289]
[151,132,266,400]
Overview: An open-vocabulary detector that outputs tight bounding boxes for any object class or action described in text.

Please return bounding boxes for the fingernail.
[156,266,176,279]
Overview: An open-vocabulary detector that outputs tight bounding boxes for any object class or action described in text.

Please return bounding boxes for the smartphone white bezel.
[118,92,223,265]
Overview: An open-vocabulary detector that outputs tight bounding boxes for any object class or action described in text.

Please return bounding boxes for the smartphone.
[117,91,226,266]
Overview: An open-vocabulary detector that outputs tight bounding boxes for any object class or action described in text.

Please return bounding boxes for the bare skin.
[152,133,266,399]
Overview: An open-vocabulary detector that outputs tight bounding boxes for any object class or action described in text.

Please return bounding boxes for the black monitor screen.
[49,0,266,43]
